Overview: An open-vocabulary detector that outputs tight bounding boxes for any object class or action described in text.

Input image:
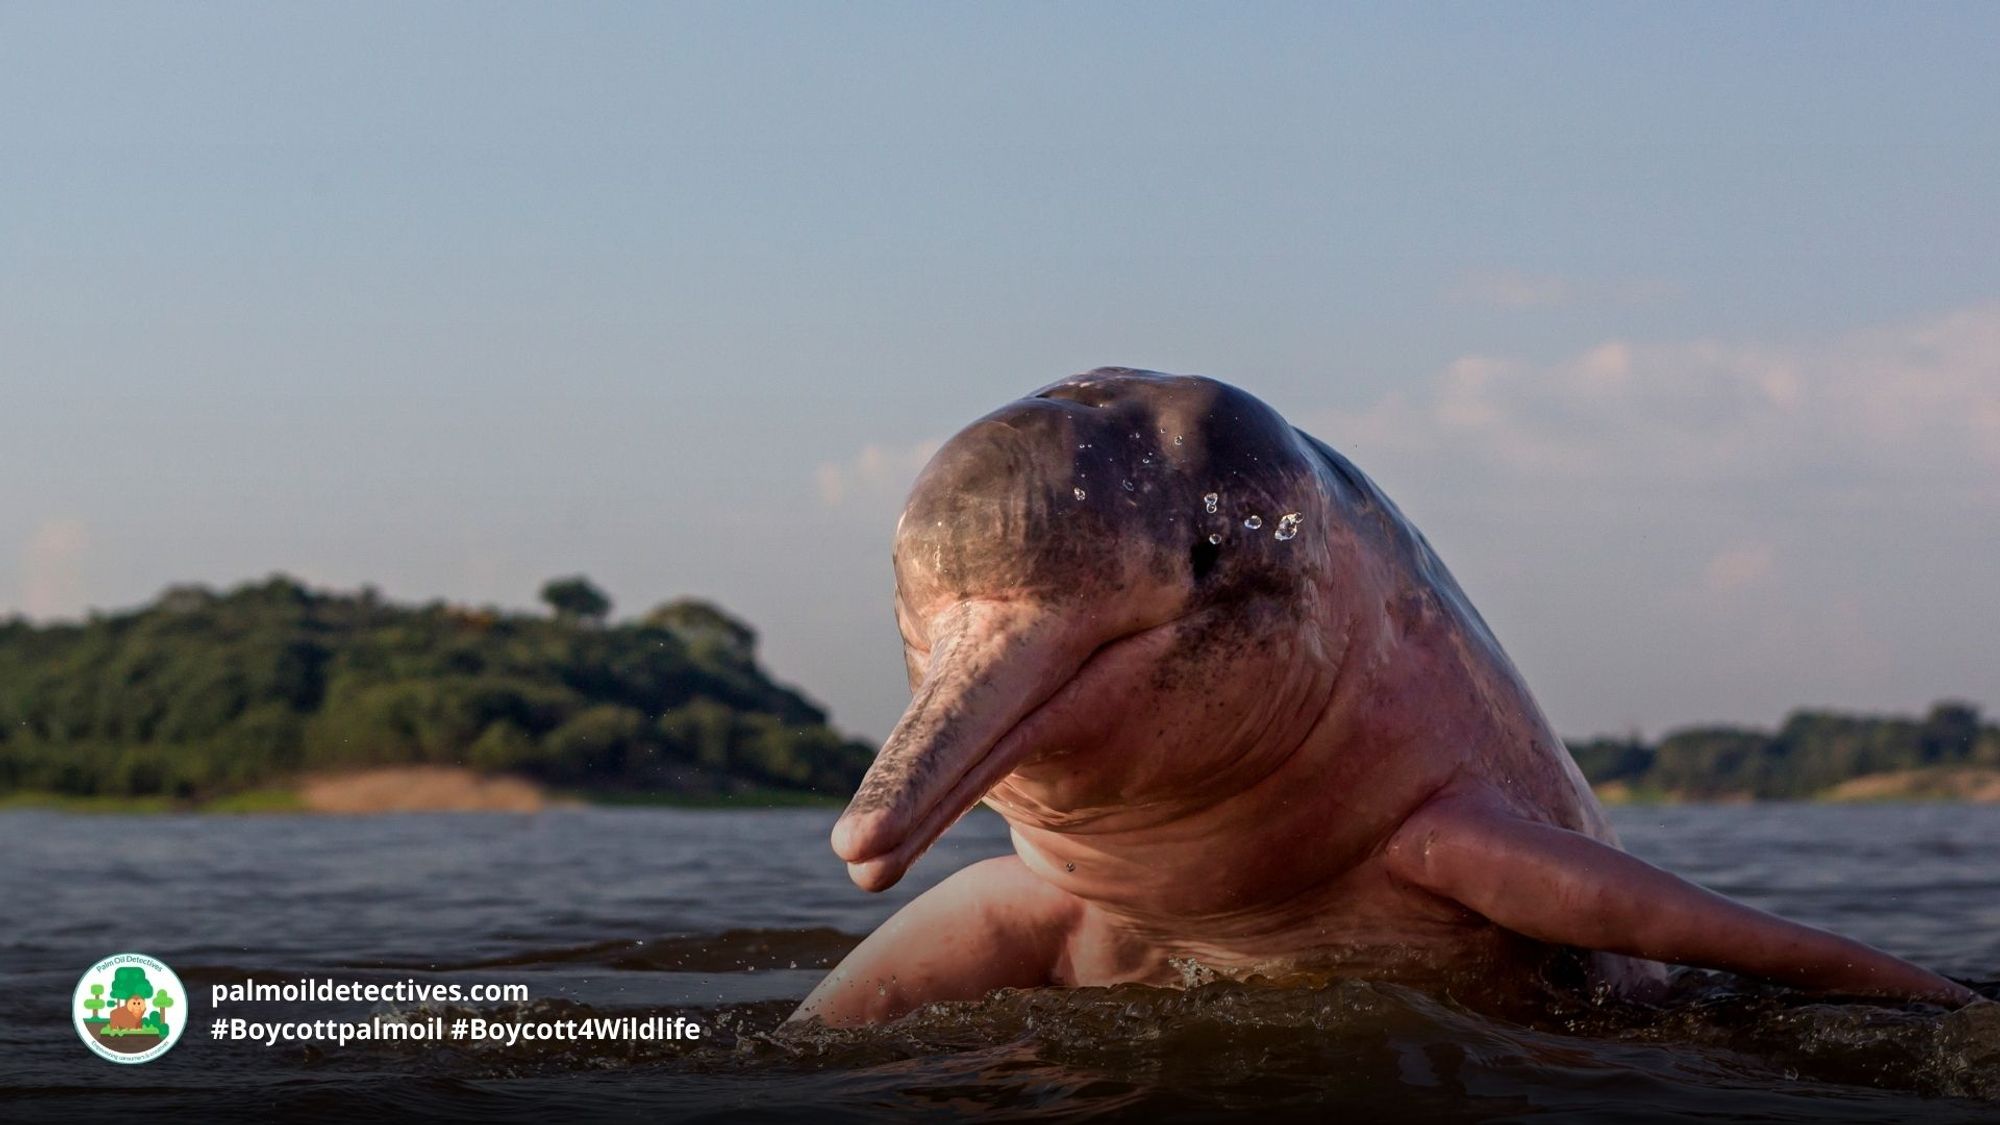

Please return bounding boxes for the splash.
[748,971,2000,1118]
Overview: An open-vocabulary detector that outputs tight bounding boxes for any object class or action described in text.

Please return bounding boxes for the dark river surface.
[4,804,1998,1122]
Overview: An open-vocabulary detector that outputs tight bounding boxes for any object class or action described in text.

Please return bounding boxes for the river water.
[3,804,1997,1122]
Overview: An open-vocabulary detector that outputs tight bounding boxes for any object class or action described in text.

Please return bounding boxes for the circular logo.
[73,953,186,1064]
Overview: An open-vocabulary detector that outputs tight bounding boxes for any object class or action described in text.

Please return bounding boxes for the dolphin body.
[795,369,1971,1025]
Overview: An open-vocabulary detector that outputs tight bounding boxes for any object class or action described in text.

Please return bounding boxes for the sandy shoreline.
[294,766,571,813]
[1594,766,2000,805]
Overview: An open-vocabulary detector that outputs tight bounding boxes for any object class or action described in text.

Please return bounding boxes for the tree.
[1920,701,1983,765]
[539,576,611,625]
[149,988,174,1031]
[1567,736,1653,784]
[546,704,648,777]
[644,598,757,660]
[109,966,154,1003]
[82,983,107,1022]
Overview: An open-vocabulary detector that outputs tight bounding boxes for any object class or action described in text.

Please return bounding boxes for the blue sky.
[4,3,1997,741]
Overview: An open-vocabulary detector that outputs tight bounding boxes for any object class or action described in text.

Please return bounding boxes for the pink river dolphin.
[794,369,1973,1025]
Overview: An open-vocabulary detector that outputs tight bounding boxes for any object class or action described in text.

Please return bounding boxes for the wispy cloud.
[1316,303,2000,495]
[815,438,944,508]
[21,517,90,619]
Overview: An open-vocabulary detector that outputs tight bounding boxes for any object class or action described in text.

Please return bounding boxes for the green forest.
[1567,701,1999,800]
[0,576,874,801]
[1,574,1994,806]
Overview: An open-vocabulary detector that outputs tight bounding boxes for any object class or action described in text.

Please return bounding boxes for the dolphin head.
[831,369,1347,891]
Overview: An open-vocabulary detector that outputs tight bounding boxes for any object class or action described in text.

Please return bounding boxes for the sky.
[3,3,1997,743]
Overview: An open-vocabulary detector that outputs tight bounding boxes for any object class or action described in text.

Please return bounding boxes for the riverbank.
[1592,766,2000,805]
[12,763,2000,814]
[0,766,847,814]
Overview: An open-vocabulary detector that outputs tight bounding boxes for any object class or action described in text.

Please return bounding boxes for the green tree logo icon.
[74,954,187,1064]
[107,966,156,1026]
[81,983,108,1025]
[147,988,174,1034]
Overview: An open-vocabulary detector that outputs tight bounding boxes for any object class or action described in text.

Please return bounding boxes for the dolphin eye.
[1188,536,1221,581]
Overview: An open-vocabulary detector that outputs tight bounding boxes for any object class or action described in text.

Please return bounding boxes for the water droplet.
[1064,862,1076,873]
[1203,492,1219,513]
[1073,487,1086,500]
[1173,435,1184,445]
[1207,533,1222,544]
[1243,515,1263,530]
[1122,479,1135,491]
[1275,512,1303,541]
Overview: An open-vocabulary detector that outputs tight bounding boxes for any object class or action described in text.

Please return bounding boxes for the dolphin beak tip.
[833,803,912,892]
[845,857,906,893]
[830,807,895,866]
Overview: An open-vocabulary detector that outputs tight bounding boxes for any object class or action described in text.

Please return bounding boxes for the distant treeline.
[1566,702,1999,800]
[3,576,1994,805]
[0,576,874,799]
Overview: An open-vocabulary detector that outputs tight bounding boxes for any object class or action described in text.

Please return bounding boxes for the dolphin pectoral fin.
[789,855,1080,1027]
[1384,793,1976,1007]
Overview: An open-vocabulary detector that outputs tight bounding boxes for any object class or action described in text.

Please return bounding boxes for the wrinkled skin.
[795,369,1973,1026]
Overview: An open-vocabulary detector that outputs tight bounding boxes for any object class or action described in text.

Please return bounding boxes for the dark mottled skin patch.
[894,369,1326,621]
[1188,537,1221,581]
[1148,605,1256,697]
